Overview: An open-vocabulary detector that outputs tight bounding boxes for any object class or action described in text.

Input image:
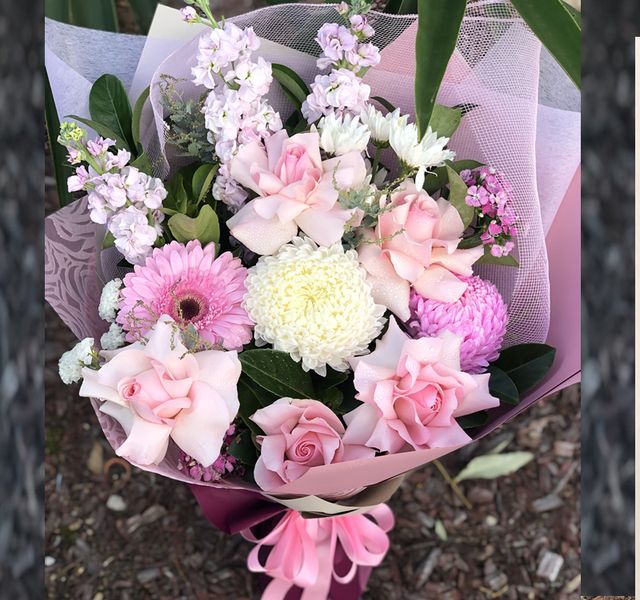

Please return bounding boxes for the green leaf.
[434,519,448,541]
[45,0,71,22]
[475,251,519,267]
[192,163,218,205]
[237,377,275,435]
[89,75,135,151]
[167,204,220,245]
[68,0,118,31]
[67,115,130,152]
[415,0,467,136]
[428,104,462,138]
[492,343,556,395]
[445,164,474,228]
[131,86,150,154]
[130,152,153,175]
[423,159,483,195]
[457,232,483,249]
[457,410,488,430]
[128,0,159,34]
[272,64,310,112]
[101,231,115,249]
[314,367,349,391]
[371,96,397,113]
[386,0,417,13]
[454,452,534,483]
[318,387,343,412]
[510,0,580,88]
[487,439,511,455]
[487,365,520,405]
[561,0,581,28]
[165,173,188,214]
[45,71,73,207]
[227,429,258,467]
[239,349,315,399]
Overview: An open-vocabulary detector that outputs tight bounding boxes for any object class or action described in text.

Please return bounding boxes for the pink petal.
[412,265,468,303]
[254,456,287,491]
[434,198,465,240]
[295,207,351,247]
[430,246,484,276]
[193,350,241,415]
[342,404,379,447]
[230,142,269,195]
[322,151,367,189]
[351,316,409,372]
[227,201,298,255]
[452,373,500,417]
[115,414,172,465]
[171,381,234,467]
[366,274,410,321]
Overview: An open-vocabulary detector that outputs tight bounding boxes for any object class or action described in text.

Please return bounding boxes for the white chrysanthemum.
[100,322,126,351]
[58,338,95,385]
[243,237,386,375]
[98,278,123,322]
[359,106,407,145]
[317,112,370,156]
[389,121,456,189]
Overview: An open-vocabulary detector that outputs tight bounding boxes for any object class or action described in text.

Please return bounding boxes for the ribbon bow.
[241,504,394,600]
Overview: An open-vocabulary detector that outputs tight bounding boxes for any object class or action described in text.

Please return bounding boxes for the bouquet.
[45,1,580,597]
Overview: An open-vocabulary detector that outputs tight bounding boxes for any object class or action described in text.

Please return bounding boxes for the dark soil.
[45,1,582,599]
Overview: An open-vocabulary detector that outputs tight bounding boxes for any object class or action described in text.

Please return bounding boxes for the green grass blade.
[415,0,467,137]
[510,0,580,88]
[44,0,71,22]
[69,0,119,31]
[128,0,159,34]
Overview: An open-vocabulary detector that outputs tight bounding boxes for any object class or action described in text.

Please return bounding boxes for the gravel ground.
[44,1,584,599]
[0,0,45,598]
[581,0,636,594]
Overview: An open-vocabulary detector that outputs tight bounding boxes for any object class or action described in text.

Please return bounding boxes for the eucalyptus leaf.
[132,86,150,154]
[428,104,462,138]
[167,205,220,245]
[445,164,474,228]
[272,64,310,111]
[415,0,467,136]
[239,349,315,399]
[487,365,520,405]
[454,452,534,483]
[89,74,135,151]
[492,343,556,394]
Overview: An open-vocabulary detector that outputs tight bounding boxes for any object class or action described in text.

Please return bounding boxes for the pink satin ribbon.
[241,504,394,600]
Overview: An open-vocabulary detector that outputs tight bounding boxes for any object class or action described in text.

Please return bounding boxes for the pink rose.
[358,180,484,321]
[343,317,499,453]
[80,317,241,467]
[228,129,366,255]
[251,398,375,491]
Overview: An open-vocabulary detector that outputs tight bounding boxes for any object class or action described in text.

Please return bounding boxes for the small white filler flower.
[100,323,126,351]
[98,278,123,322]
[317,112,370,156]
[58,338,96,385]
[389,121,456,189]
[243,237,386,375]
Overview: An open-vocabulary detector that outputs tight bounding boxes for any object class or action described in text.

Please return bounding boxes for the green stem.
[371,145,382,177]
[433,459,473,510]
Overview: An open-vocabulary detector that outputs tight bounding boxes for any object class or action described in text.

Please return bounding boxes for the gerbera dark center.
[177,296,203,321]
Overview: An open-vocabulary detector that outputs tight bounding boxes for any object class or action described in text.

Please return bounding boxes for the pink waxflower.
[117,240,253,350]
[408,276,508,374]
[251,398,375,491]
[342,317,499,453]
[358,180,484,321]
[79,317,241,467]
[228,129,366,255]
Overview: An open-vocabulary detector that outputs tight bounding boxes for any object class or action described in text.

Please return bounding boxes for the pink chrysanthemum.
[117,240,253,350]
[408,275,508,374]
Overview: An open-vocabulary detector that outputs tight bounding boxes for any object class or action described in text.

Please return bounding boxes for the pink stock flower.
[342,317,499,453]
[358,180,484,321]
[408,276,508,374]
[228,129,366,255]
[79,317,241,467]
[117,240,253,350]
[251,398,375,491]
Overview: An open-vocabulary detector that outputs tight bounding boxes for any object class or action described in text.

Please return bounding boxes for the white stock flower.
[108,206,158,264]
[360,105,408,146]
[317,112,370,156]
[302,68,370,123]
[100,322,126,350]
[243,237,386,375]
[58,338,95,384]
[389,122,456,189]
[98,278,123,322]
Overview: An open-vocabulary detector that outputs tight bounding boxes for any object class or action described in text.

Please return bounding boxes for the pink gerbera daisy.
[117,240,253,350]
